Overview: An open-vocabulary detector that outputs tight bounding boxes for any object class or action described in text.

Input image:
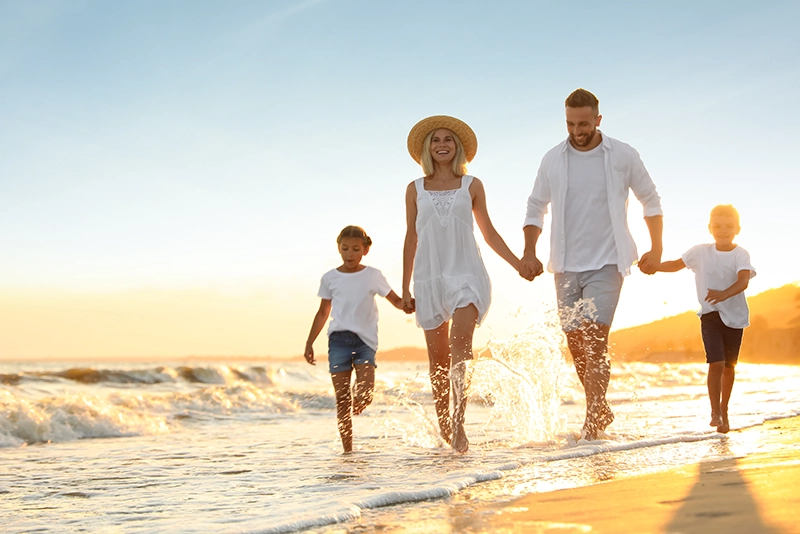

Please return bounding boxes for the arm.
[303,298,331,365]
[402,182,418,311]
[520,224,543,281]
[520,158,550,281]
[706,270,751,304]
[470,178,521,273]
[638,215,664,274]
[385,290,413,313]
[655,258,686,273]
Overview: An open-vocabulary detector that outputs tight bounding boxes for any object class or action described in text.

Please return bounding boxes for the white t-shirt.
[563,143,617,271]
[682,244,756,328]
[317,266,392,351]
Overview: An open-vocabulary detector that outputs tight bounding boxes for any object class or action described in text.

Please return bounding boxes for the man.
[521,88,663,439]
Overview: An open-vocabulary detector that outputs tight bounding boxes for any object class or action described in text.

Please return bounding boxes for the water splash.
[471,308,568,445]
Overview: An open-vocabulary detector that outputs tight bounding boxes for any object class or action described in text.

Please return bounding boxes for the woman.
[402,115,521,453]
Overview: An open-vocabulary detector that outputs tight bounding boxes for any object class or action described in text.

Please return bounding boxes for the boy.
[655,205,756,433]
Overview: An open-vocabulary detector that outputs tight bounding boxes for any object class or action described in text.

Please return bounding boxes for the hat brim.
[407,115,477,164]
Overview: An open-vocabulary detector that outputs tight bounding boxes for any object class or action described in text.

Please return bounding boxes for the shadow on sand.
[665,456,778,533]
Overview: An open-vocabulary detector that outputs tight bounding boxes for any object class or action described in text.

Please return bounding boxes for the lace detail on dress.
[428,189,458,226]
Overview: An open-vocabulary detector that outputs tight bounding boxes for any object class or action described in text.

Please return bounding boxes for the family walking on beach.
[304,88,756,453]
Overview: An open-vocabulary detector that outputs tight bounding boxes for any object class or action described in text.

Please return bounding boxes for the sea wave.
[9,364,278,386]
[0,389,170,447]
[0,381,305,447]
[246,427,748,534]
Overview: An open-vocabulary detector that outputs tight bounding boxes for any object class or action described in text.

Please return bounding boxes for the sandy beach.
[440,416,800,534]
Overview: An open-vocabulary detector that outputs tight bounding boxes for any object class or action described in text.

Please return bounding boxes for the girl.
[403,116,522,453]
[304,225,408,453]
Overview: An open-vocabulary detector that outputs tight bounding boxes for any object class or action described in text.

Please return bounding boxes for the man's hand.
[638,248,663,275]
[519,254,544,281]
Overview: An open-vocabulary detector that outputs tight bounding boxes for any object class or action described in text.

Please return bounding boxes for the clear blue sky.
[1,1,798,357]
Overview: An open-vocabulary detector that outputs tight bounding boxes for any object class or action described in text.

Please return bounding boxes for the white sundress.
[413,175,491,330]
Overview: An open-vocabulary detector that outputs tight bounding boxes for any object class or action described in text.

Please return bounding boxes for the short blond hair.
[710,204,740,225]
[420,128,468,177]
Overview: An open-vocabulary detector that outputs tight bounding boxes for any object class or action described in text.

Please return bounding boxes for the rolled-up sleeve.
[628,148,662,217]
[524,160,551,228]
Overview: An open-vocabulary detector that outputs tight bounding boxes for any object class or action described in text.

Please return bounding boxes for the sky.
[1,1,798,360]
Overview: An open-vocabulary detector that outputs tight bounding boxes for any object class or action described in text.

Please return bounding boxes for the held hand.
[638,249,663,275]
[402,292,415,314]
[705,289,729,305]
[519,254,544,282]
[303,345,316,365]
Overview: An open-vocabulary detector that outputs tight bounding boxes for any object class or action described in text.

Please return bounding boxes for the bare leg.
[449,305,478,454]
[707,361,724,427]
[569,321,612,440]
[352,363,375,416]
[331,371,354,453]
[718,364,735,433]
[424,323,452,444]
[565,329,588,388]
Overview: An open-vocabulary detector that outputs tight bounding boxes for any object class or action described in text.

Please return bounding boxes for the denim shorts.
[554,264,624,332]
[327,331,377,374]
[700,312,743,366]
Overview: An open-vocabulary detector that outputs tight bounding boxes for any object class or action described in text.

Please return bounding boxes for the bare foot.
[581,423,597,441]
[440,428,452,446]
[717,415,730,434]
[451,424,469,454]
[597,403,614,432]
[710,412,722,427]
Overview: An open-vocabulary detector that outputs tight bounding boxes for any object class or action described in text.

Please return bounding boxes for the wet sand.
[453,416,800,533]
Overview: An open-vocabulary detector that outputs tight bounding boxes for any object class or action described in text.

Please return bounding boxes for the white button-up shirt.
[524,132,663,276]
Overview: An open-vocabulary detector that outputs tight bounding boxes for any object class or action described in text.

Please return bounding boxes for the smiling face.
[566,106,602,151]
[708,215,740,251]
[337,237,368,271]
[428,128,457,165]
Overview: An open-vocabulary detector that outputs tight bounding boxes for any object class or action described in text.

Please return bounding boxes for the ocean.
[2,318,799,533]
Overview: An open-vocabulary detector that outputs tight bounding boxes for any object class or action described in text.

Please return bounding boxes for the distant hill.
[609,284,800,364]
[377,346,429,361]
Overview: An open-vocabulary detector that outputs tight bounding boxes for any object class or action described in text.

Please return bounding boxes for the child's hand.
[304,345,316,365]
[705,289,730,305]
[637,249,662,275]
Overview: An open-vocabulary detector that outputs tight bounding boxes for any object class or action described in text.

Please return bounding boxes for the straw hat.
[407,115,477,164]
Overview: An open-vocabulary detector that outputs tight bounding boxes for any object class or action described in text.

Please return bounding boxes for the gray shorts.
[554,264,623,332]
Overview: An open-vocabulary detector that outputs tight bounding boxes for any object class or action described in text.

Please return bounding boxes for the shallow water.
[2,326,799,533]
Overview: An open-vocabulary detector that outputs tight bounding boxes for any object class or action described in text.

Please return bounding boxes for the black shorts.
[700,312,743,366]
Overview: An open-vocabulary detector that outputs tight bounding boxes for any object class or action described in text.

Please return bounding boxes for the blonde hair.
[420,128,468,177]
[710,204,740,225]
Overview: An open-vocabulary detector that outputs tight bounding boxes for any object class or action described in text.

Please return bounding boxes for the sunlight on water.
[2,352,800,533]
[471,308,568,445]
[374,308,571,449]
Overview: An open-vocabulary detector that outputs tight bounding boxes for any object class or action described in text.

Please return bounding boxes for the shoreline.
[450,416,800,533]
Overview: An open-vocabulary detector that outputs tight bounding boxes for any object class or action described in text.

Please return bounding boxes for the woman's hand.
[402,292,415,314]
